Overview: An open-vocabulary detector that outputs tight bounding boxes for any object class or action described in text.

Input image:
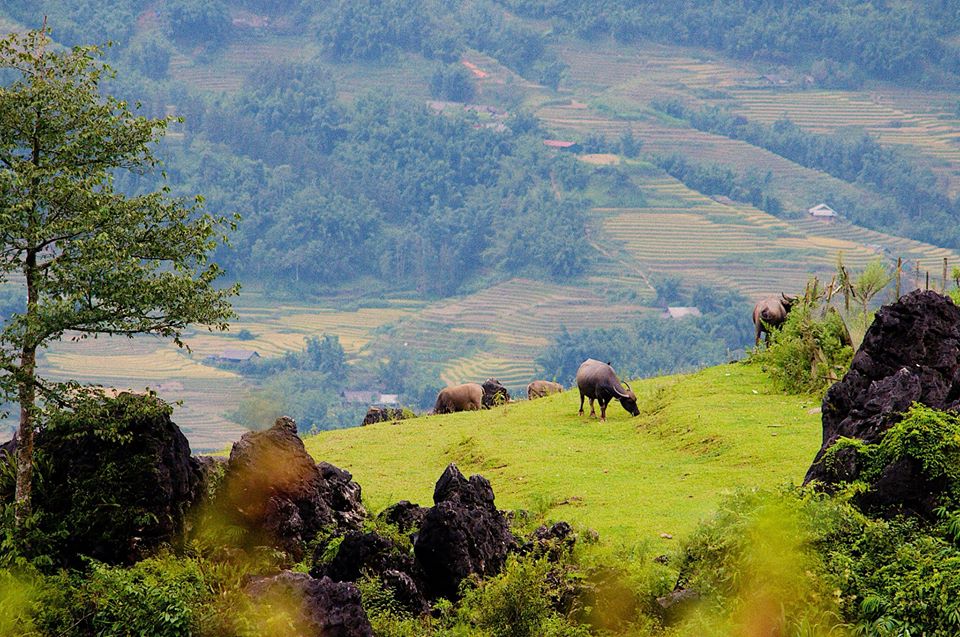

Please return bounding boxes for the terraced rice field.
[440,354,537,392]
[381,278,654,388]
[539,51,883,211]
[592,175,960,300]
[39,291,420,450]
[40,337,248,452]
[725,89,960,191]
[181,300,414,359]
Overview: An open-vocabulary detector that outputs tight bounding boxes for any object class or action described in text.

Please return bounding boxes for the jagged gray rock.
[414,463,516,599]
[805,290,960,514]
[219,416,366,557]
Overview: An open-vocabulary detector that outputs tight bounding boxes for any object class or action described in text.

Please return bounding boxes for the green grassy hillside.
[303,362,821,545]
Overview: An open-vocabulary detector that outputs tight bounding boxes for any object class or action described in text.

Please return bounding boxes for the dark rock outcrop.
[245,571,373,637]
[805,290,960,512]
[317,530,414,583]
[219,417,366,557]
[481,378,510,408]
[414,464,516,599]
[377,500,427,537]
[521,521,576,561]
[361,407,411,426]
[0,393,201,566]
[314,530,429,615]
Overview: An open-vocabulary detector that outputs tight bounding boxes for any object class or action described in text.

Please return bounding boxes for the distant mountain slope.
[6,4,960,451]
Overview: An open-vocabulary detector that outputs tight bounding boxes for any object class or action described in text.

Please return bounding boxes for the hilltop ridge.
[303,362,821,543]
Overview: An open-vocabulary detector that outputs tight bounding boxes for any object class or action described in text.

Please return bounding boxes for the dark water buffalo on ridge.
[481,378,510,407]
[575,359,639,422]
[752,293,797,345]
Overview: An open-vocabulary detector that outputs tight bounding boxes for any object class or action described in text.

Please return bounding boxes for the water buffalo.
[753,293,797,345]
[527,380,563,400]
[481,378,510,408]
[433,383,484,414]
[576,359,640,422]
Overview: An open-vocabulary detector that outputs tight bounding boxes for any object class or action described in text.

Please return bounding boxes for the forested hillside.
[4,0,960,446]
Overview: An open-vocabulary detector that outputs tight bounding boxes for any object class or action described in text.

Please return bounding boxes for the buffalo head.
[780,293,798,310]
[618,382,640,417]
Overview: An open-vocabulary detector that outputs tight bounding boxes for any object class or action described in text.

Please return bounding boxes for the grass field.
[304,362,821,545]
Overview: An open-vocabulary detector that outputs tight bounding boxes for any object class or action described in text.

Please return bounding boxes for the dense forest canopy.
[498,0,960,85]
[143,79,594,295]
[3,0,958,297]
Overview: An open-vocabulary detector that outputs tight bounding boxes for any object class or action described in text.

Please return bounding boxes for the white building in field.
[663,306,702,319]
[808,203,838,219]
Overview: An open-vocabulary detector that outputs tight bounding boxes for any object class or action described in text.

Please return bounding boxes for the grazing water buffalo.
[576,359,640,422]
[527,380,563,400]
[753,293,797,345]
[481,378,510,408]
[434,383,484,414]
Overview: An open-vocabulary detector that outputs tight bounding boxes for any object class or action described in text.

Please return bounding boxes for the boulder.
[316,530,415,583]
[219,417,366,557]
[245,571,372,637]
[377,500,427,537]
[481,378,510,408]
[314,530,428,615]
[414,464,516,599]
[361,407,410,426]
[0,393,201,566]
[804,290,960,511]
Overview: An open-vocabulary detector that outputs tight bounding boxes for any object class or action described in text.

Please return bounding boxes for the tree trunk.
[14,346,36,525]
[14,246,38,526]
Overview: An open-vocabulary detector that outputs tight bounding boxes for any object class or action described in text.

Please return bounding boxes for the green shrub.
[752,297,853,395]
[33,556,206,637]
[676,485,960,636]
[676,488,847,636]
[0,569,38,637]
[454,555,589,637]
[357,574,433,637]
[824,404,960,504]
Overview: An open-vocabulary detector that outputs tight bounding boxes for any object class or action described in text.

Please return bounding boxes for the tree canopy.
[0,30,236,521]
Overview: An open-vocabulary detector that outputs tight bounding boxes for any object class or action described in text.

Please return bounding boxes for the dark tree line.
[654,155,784,217]
[313,0,565,88]
[497,0,960,86]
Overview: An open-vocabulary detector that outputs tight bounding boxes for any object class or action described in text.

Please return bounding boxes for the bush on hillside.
[33,557,207,637]
[752,294,853,396]
[676,487,960,636]
[0,393,200,568]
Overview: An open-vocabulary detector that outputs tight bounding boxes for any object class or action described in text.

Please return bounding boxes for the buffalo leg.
[578,391,585,416]
[600,399,608,422]
[588,398,596,418]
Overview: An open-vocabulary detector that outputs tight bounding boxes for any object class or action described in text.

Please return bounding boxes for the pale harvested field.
[37,291,419,450]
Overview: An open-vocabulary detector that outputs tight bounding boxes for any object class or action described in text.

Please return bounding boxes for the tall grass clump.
[673,478,960,637]
[675,489,849,637]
